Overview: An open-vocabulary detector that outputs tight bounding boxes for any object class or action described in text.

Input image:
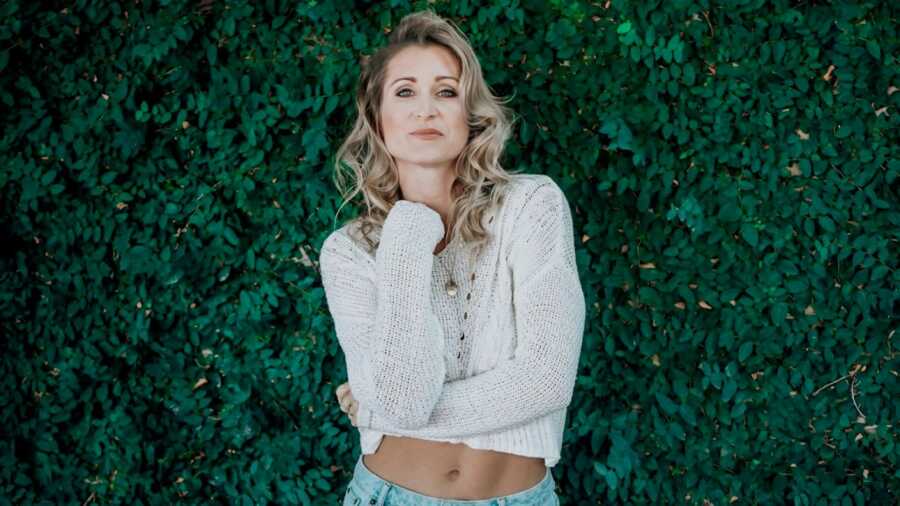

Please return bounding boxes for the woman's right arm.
[319,201,447,429]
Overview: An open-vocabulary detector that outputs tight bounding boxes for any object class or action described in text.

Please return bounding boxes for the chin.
[398,149,458,163]
[406,160,452,167]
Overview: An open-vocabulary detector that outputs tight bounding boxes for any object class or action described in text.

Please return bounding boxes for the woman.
[319,9,586,506]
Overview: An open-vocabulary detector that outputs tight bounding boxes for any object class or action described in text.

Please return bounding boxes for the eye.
[396,88,458,97]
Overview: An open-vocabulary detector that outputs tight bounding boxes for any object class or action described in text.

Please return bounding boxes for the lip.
[410,129,443,136]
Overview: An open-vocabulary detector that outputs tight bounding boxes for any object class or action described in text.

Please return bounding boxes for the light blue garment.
[342,454,560,506]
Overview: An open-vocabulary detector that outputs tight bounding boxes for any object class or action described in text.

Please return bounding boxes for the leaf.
[722,379,737,402]
[101,171,117,185]
[866,40,881,61]
[817,216,835,233]
[223,226,239,246]
[719,332,734,348]
[608,432,638,480]
[655,391,679,415]
[771,302,788,324]
[870,265,888,281]
[738,342,753,362]
[718,204,741,222]
[593,462,618,491]
[740,223,758,247]
[678,404,697,426]
[40,170,57,185]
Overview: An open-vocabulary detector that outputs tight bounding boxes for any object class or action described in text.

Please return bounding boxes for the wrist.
[383,200,445,248]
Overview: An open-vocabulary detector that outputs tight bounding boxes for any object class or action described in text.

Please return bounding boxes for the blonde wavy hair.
[330,8,522,255]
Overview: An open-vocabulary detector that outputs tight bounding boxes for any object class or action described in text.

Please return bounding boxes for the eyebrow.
[390,76,459,87]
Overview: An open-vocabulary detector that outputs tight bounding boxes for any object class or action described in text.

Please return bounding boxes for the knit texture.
[319,173,586,467]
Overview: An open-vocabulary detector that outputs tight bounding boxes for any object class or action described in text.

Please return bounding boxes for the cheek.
[380,111,402,139]
[453,113,469,141]
[455,104,468,127]
[380,99,398,126]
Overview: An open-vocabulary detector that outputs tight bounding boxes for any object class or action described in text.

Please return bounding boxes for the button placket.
[437,213,493,368]
[453,248,479,361]
[458,215,494,362]
[450,229,488,363]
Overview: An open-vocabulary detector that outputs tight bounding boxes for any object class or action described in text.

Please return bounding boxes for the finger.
[337,386,353,404]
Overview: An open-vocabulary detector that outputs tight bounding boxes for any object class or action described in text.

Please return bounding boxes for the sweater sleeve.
[360,180,587,438]
[319,200,448,429]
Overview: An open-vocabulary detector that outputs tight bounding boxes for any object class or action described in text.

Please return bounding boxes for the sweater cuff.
[384,200,446,247]
[356,403,373,429]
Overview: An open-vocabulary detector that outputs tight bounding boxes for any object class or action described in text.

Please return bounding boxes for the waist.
[362,435,548,500]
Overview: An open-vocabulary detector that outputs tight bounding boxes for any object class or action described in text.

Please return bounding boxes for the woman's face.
[379,44,469,171]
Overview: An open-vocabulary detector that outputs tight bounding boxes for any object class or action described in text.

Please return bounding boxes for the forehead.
[385,44,461,83]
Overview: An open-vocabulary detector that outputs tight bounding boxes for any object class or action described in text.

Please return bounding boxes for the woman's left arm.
[356,180,587,439]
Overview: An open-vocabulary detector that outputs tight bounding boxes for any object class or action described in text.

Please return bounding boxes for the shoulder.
[496,173,574,261]
[321,220,377,268]
[508,172,556,194]
[502,173,569,224]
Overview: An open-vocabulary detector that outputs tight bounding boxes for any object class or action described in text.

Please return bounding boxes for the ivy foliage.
[0,0,897,504]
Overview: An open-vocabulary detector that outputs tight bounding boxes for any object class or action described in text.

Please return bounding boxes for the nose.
[414,97,439,118]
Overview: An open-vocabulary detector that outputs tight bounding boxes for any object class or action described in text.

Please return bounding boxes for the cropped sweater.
[318,173,586,468]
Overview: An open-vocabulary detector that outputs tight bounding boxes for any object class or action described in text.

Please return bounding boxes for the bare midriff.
[361,435,548,500]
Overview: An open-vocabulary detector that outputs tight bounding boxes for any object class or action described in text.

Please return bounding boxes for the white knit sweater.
[319,173,586,468]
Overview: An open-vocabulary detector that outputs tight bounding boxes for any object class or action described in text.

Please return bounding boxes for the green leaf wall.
[1,0,897,504]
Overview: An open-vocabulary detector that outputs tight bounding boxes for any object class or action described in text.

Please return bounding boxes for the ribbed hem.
[463,416,562,468]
